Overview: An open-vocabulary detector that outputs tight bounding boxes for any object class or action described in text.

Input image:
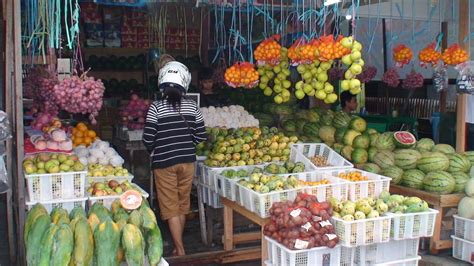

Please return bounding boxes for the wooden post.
[382,19,390,115]
[439,22,448,113]
[455,0,469,152]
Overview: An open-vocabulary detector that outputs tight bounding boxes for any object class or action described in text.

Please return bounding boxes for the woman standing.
[143,61,207,256]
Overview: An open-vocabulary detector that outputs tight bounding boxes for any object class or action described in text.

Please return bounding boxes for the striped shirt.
[143,98,207,169]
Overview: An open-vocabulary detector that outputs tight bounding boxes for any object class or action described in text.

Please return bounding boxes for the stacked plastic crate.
[452,215,474,264]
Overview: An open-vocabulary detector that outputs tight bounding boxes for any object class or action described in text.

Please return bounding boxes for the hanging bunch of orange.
[254,35,282,66]
[224,62,259,89]
[314,35,350,62]
[288,38,318,65]
[333,35,352,59]
[418,43,441,66]
[442,44,469,65]
[71,122,97,147]
[393,44,413,67]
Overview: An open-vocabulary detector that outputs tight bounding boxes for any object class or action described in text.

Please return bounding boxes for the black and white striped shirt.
[143,99,207,169]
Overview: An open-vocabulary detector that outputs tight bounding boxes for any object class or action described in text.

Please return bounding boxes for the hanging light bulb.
[324,0,342,6]
[345,14,352,20]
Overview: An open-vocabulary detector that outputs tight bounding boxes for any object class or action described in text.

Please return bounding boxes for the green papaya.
[72,218,94,266]
[122,224,145,266]
[69,205,87,220]
[113,208,129,223]
[94,219,120,266]
[24,203,48,243]
[139,204,157,231]
[147,227,163,266]
[89,202,112,222]
[51,224,74,266]
[51,207,70,224]
[88,213,101,233]
[128,210,143,229]
[26,214,51,265]
[38,224,59,266]
[110,199,122,215]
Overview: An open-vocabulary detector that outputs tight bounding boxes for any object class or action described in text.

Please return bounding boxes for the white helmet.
[158,61,192,93]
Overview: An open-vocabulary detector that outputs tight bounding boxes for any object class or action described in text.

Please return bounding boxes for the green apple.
[317,72,329,82]
[274,95,283,104]
[281,89,291,98]
[303,84,314,94]
[315,90,327,100]
[350,51,362,61]
[341,54,353,66]
[341,36,354,49]
[326,93,338,103]
[320,62,332,70]
[352,41,363,51]
[295,80,304,90]
[295,90,305,99]
[345,70,355,80]
[264,88,273,96]
[282,80,291,89]
[306,89,316,97]
[350,64,363,75]
[273,84,283,93]
[296,64,306,74]
[350,79,361,90]
[324,83,334,94]
[315,81,325,90]
[57,154,67,163]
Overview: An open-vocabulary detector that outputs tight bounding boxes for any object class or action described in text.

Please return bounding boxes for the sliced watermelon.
[394,131,416,148]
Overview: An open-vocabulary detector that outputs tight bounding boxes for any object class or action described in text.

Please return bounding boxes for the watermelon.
[417,152,450,173]
[282,120,297,133]
[401,169,425,189]
[341,146,354,160]
[296,120,307,134]
[307,110,320,123]
[274,105,294,116]
[416,138,435,152]
[363,163,381,174]
[320,110,334,126]
[447,153,472,173]
[319,126,336,143]
[333,143,344,154]
[393,131,417,148]
[333,111,351,129]
[463,151,474,165]
[335,128,347,143]
[368,147,377,162]
[369,133,379,147]
[375,132,396,151]
[381,166,404,184]
[451,172,470,193]
[343,129,362,146]
[432,144,456,154]
[353,135,370,149]
[303,123,320,137]
[350,117,367,132]
[423,171,456,194]
[352,148,368,164]
[373,150,395,169]
[394,149,422,170]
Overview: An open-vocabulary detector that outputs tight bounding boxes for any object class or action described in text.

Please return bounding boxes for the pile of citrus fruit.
[254,35,282,66]
[71,122,97,147]
[338,171,369,182]
[288,38,318,65]
[418,43,441,66]
[442,44,469,65]
[224,62,259,89]
[315,35,351,62]
[393,44,413,67]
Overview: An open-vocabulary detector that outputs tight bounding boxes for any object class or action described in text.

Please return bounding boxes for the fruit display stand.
[389,184,464,254]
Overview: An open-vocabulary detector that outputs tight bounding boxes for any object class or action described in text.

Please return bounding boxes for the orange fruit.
[71,128,78,135]
[76,122,88,132]
[73,137,83,146]
[84,137,92,146]
[74,131,84,138]
[87,130,97,138]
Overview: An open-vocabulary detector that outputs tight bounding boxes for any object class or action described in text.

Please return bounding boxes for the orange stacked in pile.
[224,62,259,89]
[338,171,369,182]
[314,35,351,62]
[418,43,441,66]
[71,122,97,147]
[254,35,282,65]
[393,44,413,66]
[442,44,469,65]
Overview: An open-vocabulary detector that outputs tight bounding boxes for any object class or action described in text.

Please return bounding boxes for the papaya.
[89,202,112,222]
[26,214,51,265]
[94,219,120,266]
[113,208,129,223]
[51,207,70,224]
[69,205,87,220]
[110,199,122,215]
[72,217,94,266]
[38,224,59,266]
[117,246,125,263]
[122,224,145,266]
[128,210,143,229]
[69,216,81,233]
[139,204,157,231]
[51,224,74,266]
[24,203,48,243]
[147,227,163,266]
[88,213,101,232]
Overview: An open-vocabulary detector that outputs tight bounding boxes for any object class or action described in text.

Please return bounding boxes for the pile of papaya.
[24,200,163,266]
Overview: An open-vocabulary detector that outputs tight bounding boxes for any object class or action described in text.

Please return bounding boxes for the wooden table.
[222,197,270,265]
[390,185,464,254]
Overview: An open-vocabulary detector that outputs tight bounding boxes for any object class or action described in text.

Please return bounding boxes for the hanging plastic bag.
[455,61,474,94]
[0,154,8,193]
[433,63,448,93]
[0,111,11,141]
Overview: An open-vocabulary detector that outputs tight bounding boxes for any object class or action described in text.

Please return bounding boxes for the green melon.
[463,151,474,165]
[363,163,381,174]
[320,110,334,126]
[335,127,348,143]
[401,169,425,189]
[375,132,396,151]
[341,146,354,161]
[333,143,344,154]
[373,150,395,169]
[432,144,456,154]
[353,135,370,149]
[451,172,470,193]
[368,147,378,162]
[350,117,367,132]
[416,138,435,152]
[417,152,450,173]
[381,166,404,185]
[319,126,336,143]
[393,131,417,148]
[369,133,379,147]
[352,148,368,164]
[343,129,362,146]
[447,153,472,173]
[282,120,297,133]
[423,170,456,194]
[303,122,320,137]
[394,149,422,170]
[333,111,352,129]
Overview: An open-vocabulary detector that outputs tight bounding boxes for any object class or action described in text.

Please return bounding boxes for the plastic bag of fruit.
[254,35,282,66]
[224,62,259,89]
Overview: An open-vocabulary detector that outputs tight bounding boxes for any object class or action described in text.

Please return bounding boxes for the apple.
[57,154,67,163]
[350,64,362,75]
[295,80,304,90]
[350,79,361,90]
[295,90,305,99]
[47,165,60,173]
[326,93,338,103]
[36,161,45,169]
[341,37,354,49]
[317,73,329,83]
[345,70,355,80]
[303,84,314,94]
[341,54,353,66]
[274,95,283,104]
[350,51,362,61]
[24,164,37,174]
[315,90,327,100]
[64,159,74,167]
[324,83,334,94]
[352,41,363,51]
[341,80,351,91]
[320,62,332,71]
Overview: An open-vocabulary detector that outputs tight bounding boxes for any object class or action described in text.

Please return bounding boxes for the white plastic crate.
[454,215,474,242]
[25,171,87,201]
[291,143,353,171]
[211,165,265,196]
[355,238,419,265]
[26,197,88,213]
[87,184,149,209]
[372,256,421,266]
[321,169,391,201]
[198,184,223,208]
[452,235,474,264]
[389,208,438,240]
[86,175,134,184]
[265,236,341,266]
[238,173,348,218]
[331,216,391,247]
